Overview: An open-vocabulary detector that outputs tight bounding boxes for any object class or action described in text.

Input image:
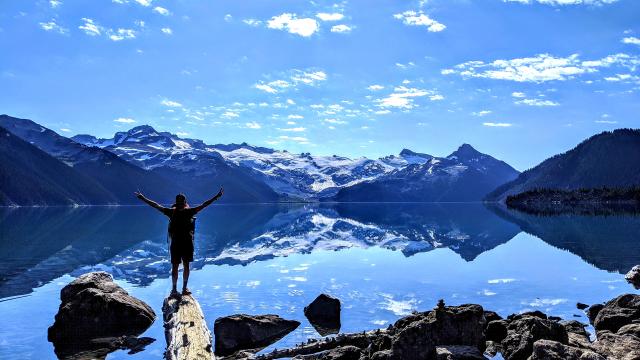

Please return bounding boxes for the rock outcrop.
[214,314,300,357]
[304,294,342,336]
[625,265,640,289]
[47,272,156,358]
[163,294,214,360]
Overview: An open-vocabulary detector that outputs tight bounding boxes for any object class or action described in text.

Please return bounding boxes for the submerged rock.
[304,294,342,336]
[625,265,640,289]
[214,314,300,356]
[47,272,156,358]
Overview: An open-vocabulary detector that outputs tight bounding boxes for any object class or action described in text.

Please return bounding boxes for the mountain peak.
[127,125,158,136]
[400,148,432,159]
[448,143,482,160]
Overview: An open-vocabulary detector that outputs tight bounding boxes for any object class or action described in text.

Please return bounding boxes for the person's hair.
[171,193,188,208]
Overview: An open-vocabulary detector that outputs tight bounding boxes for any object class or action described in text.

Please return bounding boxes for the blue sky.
[1,0,639,170]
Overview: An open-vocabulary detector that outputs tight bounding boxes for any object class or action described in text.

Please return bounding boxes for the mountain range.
[2,114,638,206]
[487,128,640,201]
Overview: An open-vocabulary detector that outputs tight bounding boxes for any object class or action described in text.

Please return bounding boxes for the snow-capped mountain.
[72,125,519,201]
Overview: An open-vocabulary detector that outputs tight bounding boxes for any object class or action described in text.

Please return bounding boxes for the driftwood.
[162,295,215,360]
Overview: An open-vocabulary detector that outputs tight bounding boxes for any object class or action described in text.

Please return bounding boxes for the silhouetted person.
[135,187,223,297]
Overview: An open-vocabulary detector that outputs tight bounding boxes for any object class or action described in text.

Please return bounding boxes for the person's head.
[172,193,188,209]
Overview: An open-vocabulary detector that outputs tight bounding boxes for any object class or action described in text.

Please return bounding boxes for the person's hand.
[215,187,224,199]
[134,192,144,200]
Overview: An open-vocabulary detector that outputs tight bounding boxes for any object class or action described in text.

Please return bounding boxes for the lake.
[1,203,639,359]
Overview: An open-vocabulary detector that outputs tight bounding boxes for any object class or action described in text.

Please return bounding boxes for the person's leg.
[182,259,191,294]
[171,262,179,294]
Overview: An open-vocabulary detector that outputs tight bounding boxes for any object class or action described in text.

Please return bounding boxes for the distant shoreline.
[505,188,640,215]
[0,201,497,208]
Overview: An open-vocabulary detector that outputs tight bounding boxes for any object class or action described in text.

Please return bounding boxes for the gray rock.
[586,304,604,325]
[485,320,508,342]
[593,294,640,333]
[47,272,156,358]
[500,316,568,360]
[593,330,640,360]
[294,345,362,360]
[214,314,300,356]
[529,339,605,360]
[625,265,640,289]
[389,304,485,360]
[304,294,341,336]
[435,345,484,359]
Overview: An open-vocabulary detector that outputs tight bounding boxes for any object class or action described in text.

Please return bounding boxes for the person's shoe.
[169,289,181,299]
[182,288,192,296]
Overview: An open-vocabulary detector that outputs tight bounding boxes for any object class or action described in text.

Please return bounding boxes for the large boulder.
[388,304,485,360]
[304,294,342,336]
[625,265,640,289]
[500,315,568,360]
[593,330,640,360]
[485,320,508,342]
[213,314,300,356]
[586,304,604,325]
[593,294,640,333]
[529,339,605,360]
[47,272,156,357]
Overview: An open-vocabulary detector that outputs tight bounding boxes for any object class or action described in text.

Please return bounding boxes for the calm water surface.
[1,203,639,359]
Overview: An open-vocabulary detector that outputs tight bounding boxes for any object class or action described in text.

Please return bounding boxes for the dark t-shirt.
[162,207,197,242]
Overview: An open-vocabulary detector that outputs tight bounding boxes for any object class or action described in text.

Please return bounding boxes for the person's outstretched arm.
[135,192,166,213]
[193,187,224,213]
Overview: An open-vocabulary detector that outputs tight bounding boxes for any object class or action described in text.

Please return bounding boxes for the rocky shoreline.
[47,271,640,360]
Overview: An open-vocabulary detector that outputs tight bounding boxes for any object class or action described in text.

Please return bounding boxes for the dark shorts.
[170,238,194,264]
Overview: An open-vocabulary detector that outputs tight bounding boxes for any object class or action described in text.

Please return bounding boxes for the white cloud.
[288,114,304,119]
[254,69,326,94]
[595,120,618,124]
[483,122,512,127]
[267,13,319,37]
[279,135,309,143]
[254,84,279,93]
[224,14,233,22]
[291,70,327,84]
[161,99,182,107]
[516,98,560,106]
[367,85,385,91]
[511,92,526,98]
[331,24,352,33]
[245,121,261,129]
[79,18,102,36]
[40,20,68,34]
[504,0,620,5]
[316,13,344,21]
[622,37,640,45]
[108,28,136,41]
[175,131,189,136]
[376,86,442,109]
[60,128,71,132]
[324,118,347,124]
[393,10,446,32]
[114,117,136,123]
[278,127,306,132]
[443,53,640,82]
[472,110,492,117]
[161,27,173,35]
[222,111,240,118]
[243,19,262,27]
[135,0,152,6]
[604,73,640,82]
[153,6,170,16]
[50,0,62,8]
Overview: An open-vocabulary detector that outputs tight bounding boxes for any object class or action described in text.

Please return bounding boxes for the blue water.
[0,203,639,359]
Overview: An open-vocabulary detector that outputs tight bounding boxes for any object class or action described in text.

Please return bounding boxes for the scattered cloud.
[153,6,170,16]
[504,0,620,5]
[472,110,492,117]
[114,117,136,123]
[367,85,385,91]
[516,98,560,106]
[267,13,319,37]
[443,53,640,82]
[245,121,261,129]
[79,18,102,36]
[622,37,640,45]
[243,19,262,27]
[254,69,327,94]
[376,86,443,109]
[316,13,344,21]
[595,120,618,124]
[331,24,352,33]
[278,127,306,132]
[511,92,526,98]
[40,20,68,34]
[161,99,182,107]
[50,0,62,8]
[483,122,512,127]
[279,135,310,144]
[393,10,446,32]
[60,128,71,132]
[108,28,136,41]
[161,27,173,35]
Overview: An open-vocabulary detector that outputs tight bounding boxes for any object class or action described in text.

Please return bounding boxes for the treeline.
[505,187,640,216]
